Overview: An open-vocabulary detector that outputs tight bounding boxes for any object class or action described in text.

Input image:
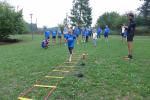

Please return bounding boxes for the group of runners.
[42,25,110,46]
[41,12,136,61]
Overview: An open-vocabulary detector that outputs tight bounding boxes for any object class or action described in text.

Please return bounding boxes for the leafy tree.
[135,15,145,26]
[71,0,92,27]
[0,1,26,39]
[96,12,127,29]
[138,0,150,25]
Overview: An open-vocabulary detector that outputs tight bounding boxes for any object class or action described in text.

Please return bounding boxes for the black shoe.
[128,55,133,59]
[124,55,133,60]
[75,73,84,78]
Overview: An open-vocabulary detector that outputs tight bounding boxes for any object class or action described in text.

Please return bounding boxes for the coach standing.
[124,13,136,60]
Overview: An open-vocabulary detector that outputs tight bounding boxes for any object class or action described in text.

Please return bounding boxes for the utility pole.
[35,18,37,32]
[30,14,33,40]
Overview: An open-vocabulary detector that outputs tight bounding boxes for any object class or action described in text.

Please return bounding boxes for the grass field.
[0,34,150,100]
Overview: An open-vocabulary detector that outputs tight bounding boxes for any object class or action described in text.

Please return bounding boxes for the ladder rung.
[52,70,69,72]
[45,76,64,79]
[34,84,56,88]
[18,97,32,100]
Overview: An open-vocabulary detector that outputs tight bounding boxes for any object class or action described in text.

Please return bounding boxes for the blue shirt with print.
[66,34,76,48]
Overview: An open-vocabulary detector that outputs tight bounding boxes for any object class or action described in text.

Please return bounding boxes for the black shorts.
[127,34,134,42]
[104,34,108,38]
[121,33,124,37]
[58,36,62,38]
[52,36,56,39]
[76,34,79,38]
[68,47,73,54]
[46,36,50,39]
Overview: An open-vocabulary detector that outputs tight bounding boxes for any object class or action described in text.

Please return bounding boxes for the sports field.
[0,35,149,99]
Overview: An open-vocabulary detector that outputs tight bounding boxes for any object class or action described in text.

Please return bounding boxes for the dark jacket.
[127,20,136,35]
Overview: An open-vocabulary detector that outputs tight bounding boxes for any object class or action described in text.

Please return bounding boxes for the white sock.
[69,54,72,62]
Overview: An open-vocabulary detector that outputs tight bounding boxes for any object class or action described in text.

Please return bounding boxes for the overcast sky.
[6,0,143,28]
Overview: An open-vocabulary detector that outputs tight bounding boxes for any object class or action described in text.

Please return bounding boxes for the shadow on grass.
[0,38,22,45]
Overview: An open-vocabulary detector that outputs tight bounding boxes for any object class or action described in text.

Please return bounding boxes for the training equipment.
[18,52,81,100]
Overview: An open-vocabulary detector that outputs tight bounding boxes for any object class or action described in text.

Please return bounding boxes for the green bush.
[135,26,150,35]
[0,1,26,40]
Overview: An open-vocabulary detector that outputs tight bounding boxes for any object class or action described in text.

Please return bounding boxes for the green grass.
[0,34,150,100]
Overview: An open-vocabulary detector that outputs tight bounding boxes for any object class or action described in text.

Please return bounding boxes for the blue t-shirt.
[97,27,102,34]
[52,31,57,36]
[89,28,92,36]
[44,31,50,38]
[104,27,110,35]
[66,34,76,48]
[58,31,62,36]
[85,30,89,36]
[75,28,80,35]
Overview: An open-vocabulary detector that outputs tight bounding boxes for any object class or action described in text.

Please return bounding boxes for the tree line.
[0,0,149,40]
[0,1,26,39]
[70,0,149,28]
[0,1,39,40]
